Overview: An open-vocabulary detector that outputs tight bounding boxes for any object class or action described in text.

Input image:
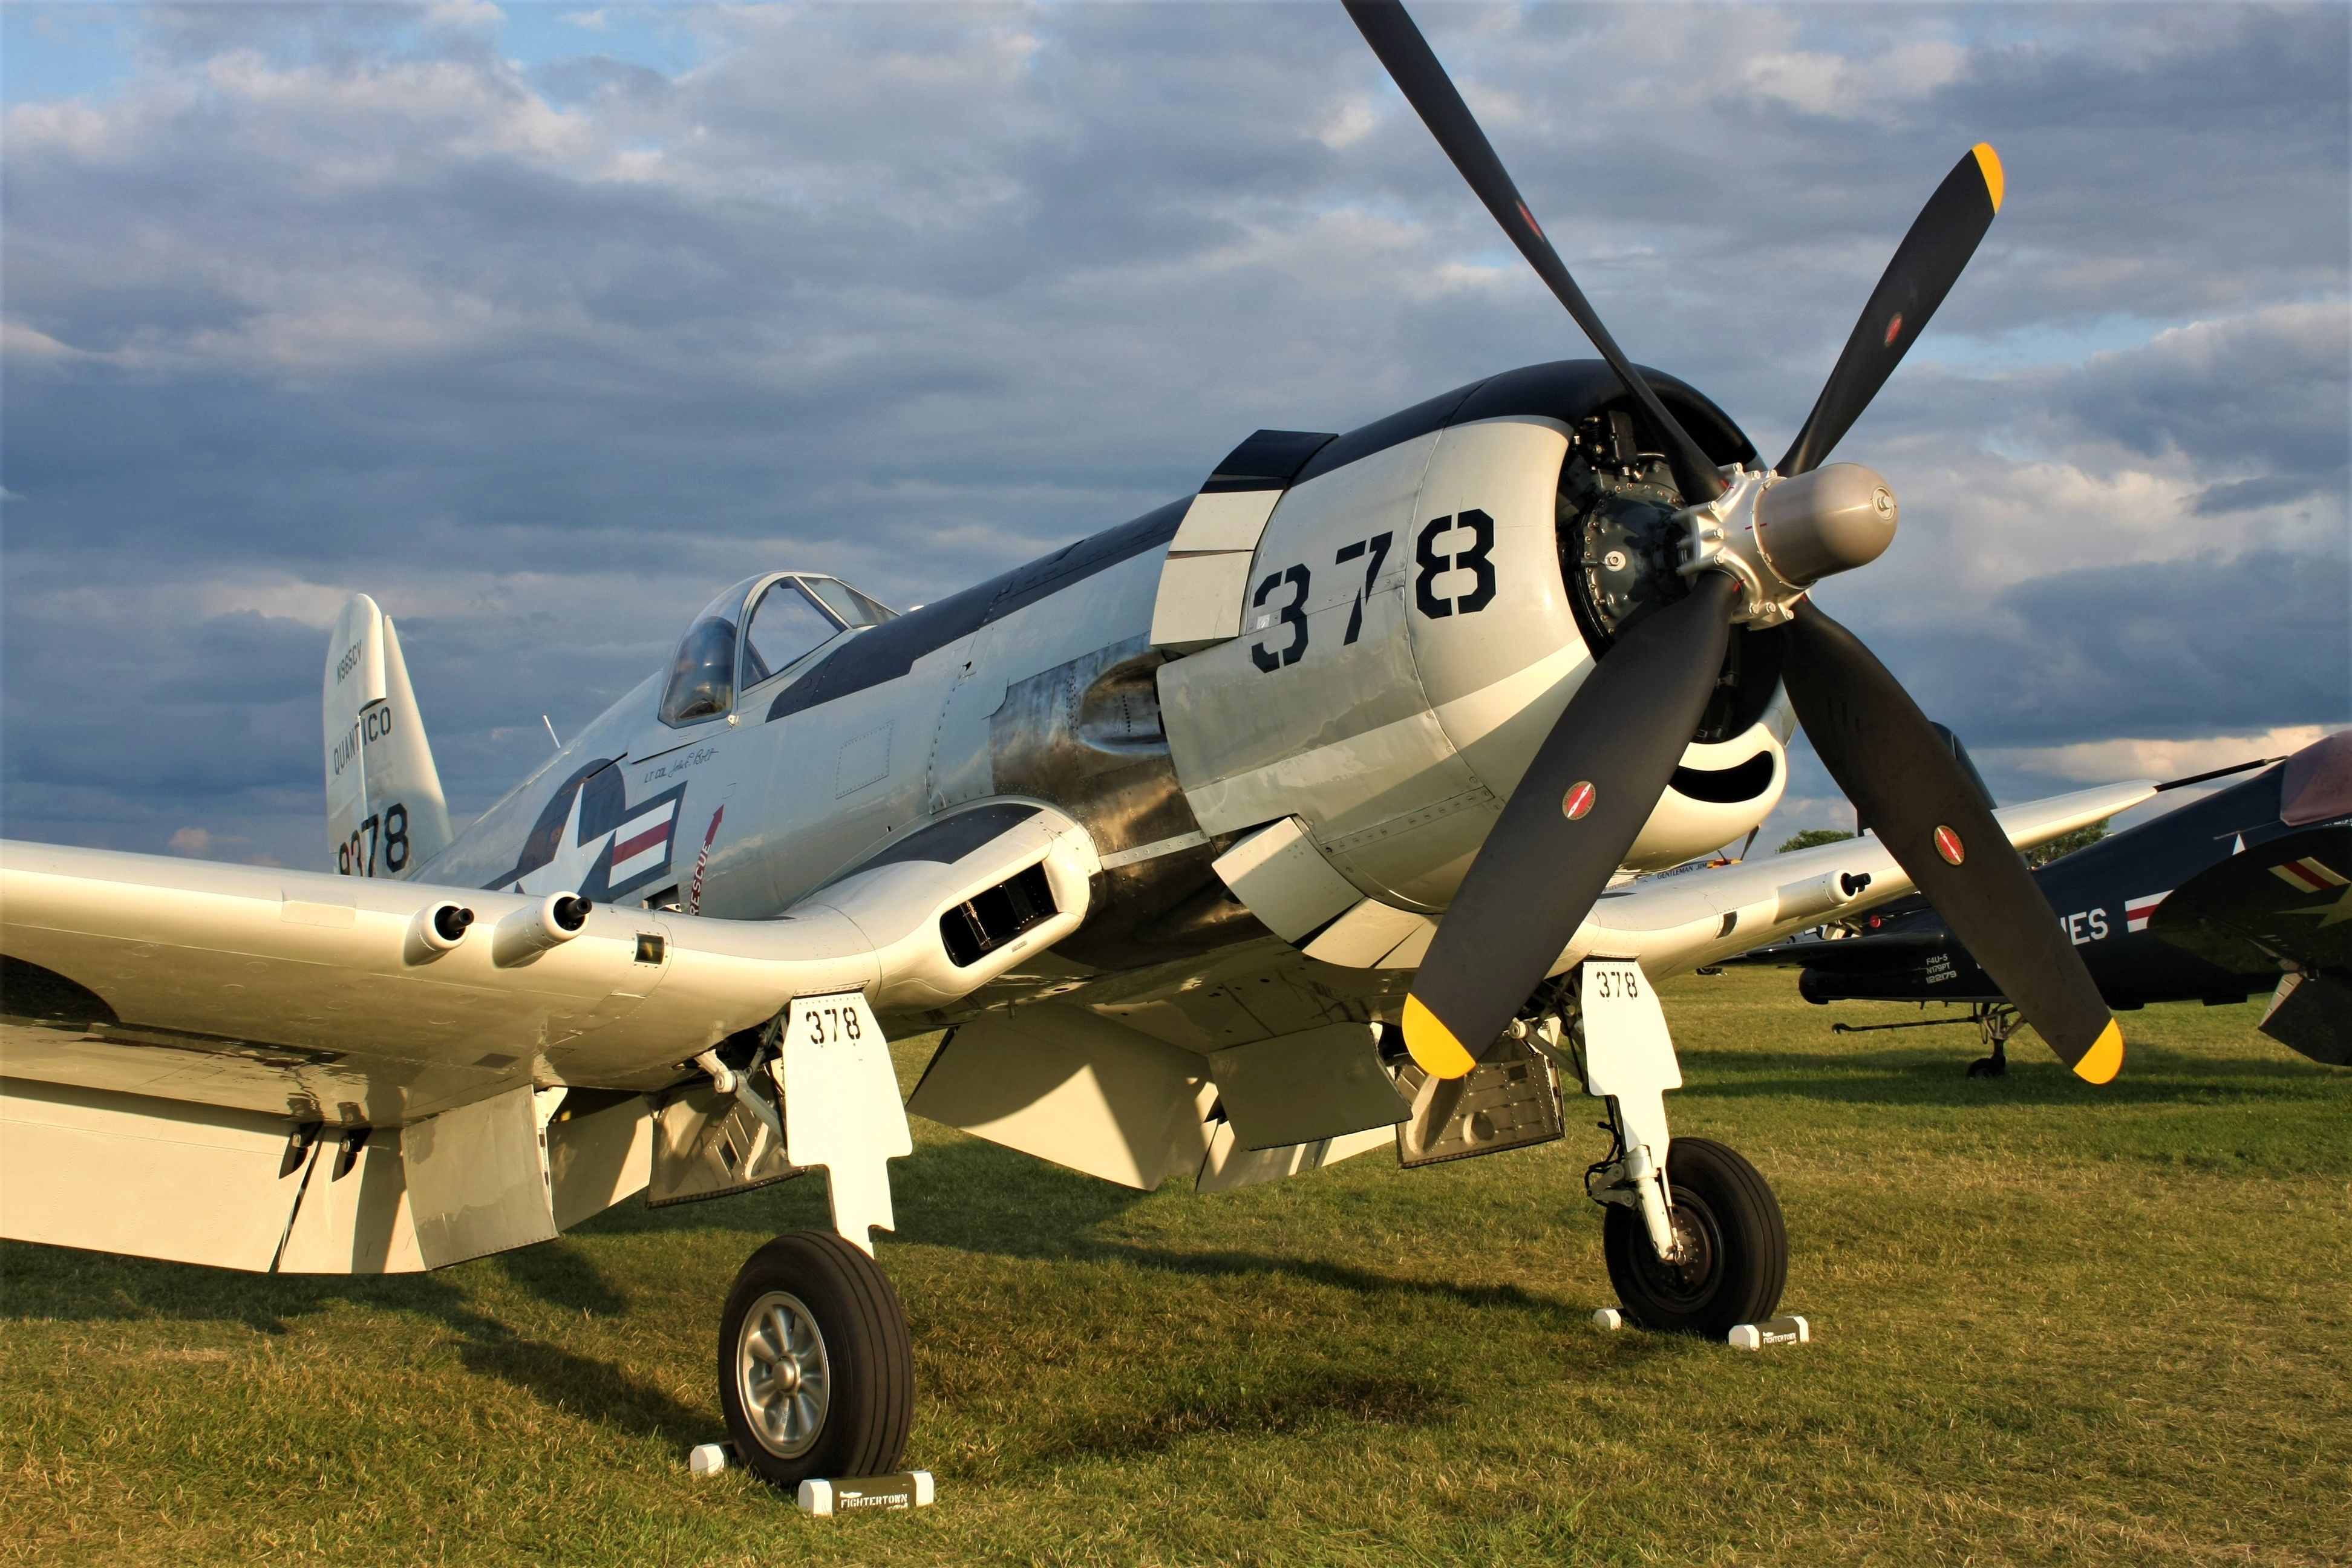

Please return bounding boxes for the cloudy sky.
[4,0,2346,871]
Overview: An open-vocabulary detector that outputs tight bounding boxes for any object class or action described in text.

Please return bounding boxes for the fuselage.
[417,362,1801,1011]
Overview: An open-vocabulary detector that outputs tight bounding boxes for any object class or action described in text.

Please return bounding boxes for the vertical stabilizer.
[324,594,453,877]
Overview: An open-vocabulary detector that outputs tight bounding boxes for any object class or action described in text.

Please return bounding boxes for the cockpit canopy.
[658,573,895,728]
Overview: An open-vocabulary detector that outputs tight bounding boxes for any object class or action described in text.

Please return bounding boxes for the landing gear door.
[782,991,912,1255]
[1579,958,1681,1163]
[1579,959,1681,1106]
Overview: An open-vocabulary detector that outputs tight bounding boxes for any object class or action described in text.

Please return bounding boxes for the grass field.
[5,970,2348,1567]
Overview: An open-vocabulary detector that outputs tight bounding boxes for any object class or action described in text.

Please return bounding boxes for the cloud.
[1,1,2345,869]
[1740,36,1967,120]
[1857,547,2350,750]
[167,823,272,861]
[1985,725,2333,786]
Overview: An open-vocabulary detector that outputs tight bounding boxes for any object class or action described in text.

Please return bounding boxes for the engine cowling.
[1157,362,1791,916]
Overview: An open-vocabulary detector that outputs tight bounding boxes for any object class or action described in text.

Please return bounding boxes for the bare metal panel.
[930,552,1169,824]
[984,636,1256,972]
[987,639,1195,860]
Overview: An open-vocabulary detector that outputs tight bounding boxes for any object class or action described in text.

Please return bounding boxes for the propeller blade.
[1777,145,2005,477]
[1403,572,1740,1077]
[1344,0,1725,504]
[1780,599,2124,1081]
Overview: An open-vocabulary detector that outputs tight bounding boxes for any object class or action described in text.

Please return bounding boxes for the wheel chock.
[798,1471,936,1516]
[1728,1314,1811,1350]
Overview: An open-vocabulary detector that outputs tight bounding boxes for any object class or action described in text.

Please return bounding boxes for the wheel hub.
[1633,1198,1722,1307]
[736,1289,832,1460]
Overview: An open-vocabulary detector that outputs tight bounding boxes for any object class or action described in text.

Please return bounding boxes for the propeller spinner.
[1345,0,2125,1086]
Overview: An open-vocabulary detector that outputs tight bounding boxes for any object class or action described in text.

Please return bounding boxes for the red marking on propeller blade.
[1933,824,1965,865]
[1517,201,1544,241]
[1884,312,1904,347]
[1563,781,1596,820]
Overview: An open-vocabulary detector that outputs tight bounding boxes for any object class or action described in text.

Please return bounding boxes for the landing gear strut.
[1968,1002,2020,1077]
[1546,959,1789,1338]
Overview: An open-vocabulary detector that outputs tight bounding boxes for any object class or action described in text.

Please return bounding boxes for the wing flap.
[0,1077,318,1272]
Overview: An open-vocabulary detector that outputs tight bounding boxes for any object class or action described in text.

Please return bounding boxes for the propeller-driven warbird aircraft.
[2,3,2158,1488]
[1743,733,2352,1074]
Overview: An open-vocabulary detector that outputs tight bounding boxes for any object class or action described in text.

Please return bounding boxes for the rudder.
[324,594,453,877]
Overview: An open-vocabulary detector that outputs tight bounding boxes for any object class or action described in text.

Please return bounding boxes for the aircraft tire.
[717,1230,914,1489]
[1602,1136,1787,1339]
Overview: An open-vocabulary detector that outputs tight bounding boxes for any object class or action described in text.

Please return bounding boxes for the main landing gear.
[719,1230,915,1489]
[688,990,916,1491]
[1537,959,1789,1338]
[1599,1137,1787,1336]
[1968,1003,2021,1077]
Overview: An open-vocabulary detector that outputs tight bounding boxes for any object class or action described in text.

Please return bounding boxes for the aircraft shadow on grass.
[2,1129,1664,1458]
[0,1234,708,1445]
[581,1134,1603,1329]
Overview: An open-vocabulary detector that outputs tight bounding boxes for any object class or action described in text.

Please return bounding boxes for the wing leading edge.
[0,802,1097,1273]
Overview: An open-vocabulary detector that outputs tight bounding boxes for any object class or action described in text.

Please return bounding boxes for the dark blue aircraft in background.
[1742,731,2352,1074]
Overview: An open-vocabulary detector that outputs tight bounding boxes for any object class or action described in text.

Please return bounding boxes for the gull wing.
[0,805,1094,1273]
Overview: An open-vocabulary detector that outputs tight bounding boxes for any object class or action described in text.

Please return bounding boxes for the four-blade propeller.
[1345,0,2125,1085]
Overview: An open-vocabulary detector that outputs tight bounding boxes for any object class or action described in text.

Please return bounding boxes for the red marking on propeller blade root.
[1517,201,1544,241]
[1884,312,1904,347]
[1933,824,1965,865]
[1563,781,1597,820]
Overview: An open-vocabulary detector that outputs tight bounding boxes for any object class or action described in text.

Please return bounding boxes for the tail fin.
[324,594,453,878]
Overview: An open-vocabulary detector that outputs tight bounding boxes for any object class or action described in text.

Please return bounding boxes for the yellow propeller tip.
[1971,143,2005,212]
[1402,995,1478,1080]
[2073,1019,2124,1085]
